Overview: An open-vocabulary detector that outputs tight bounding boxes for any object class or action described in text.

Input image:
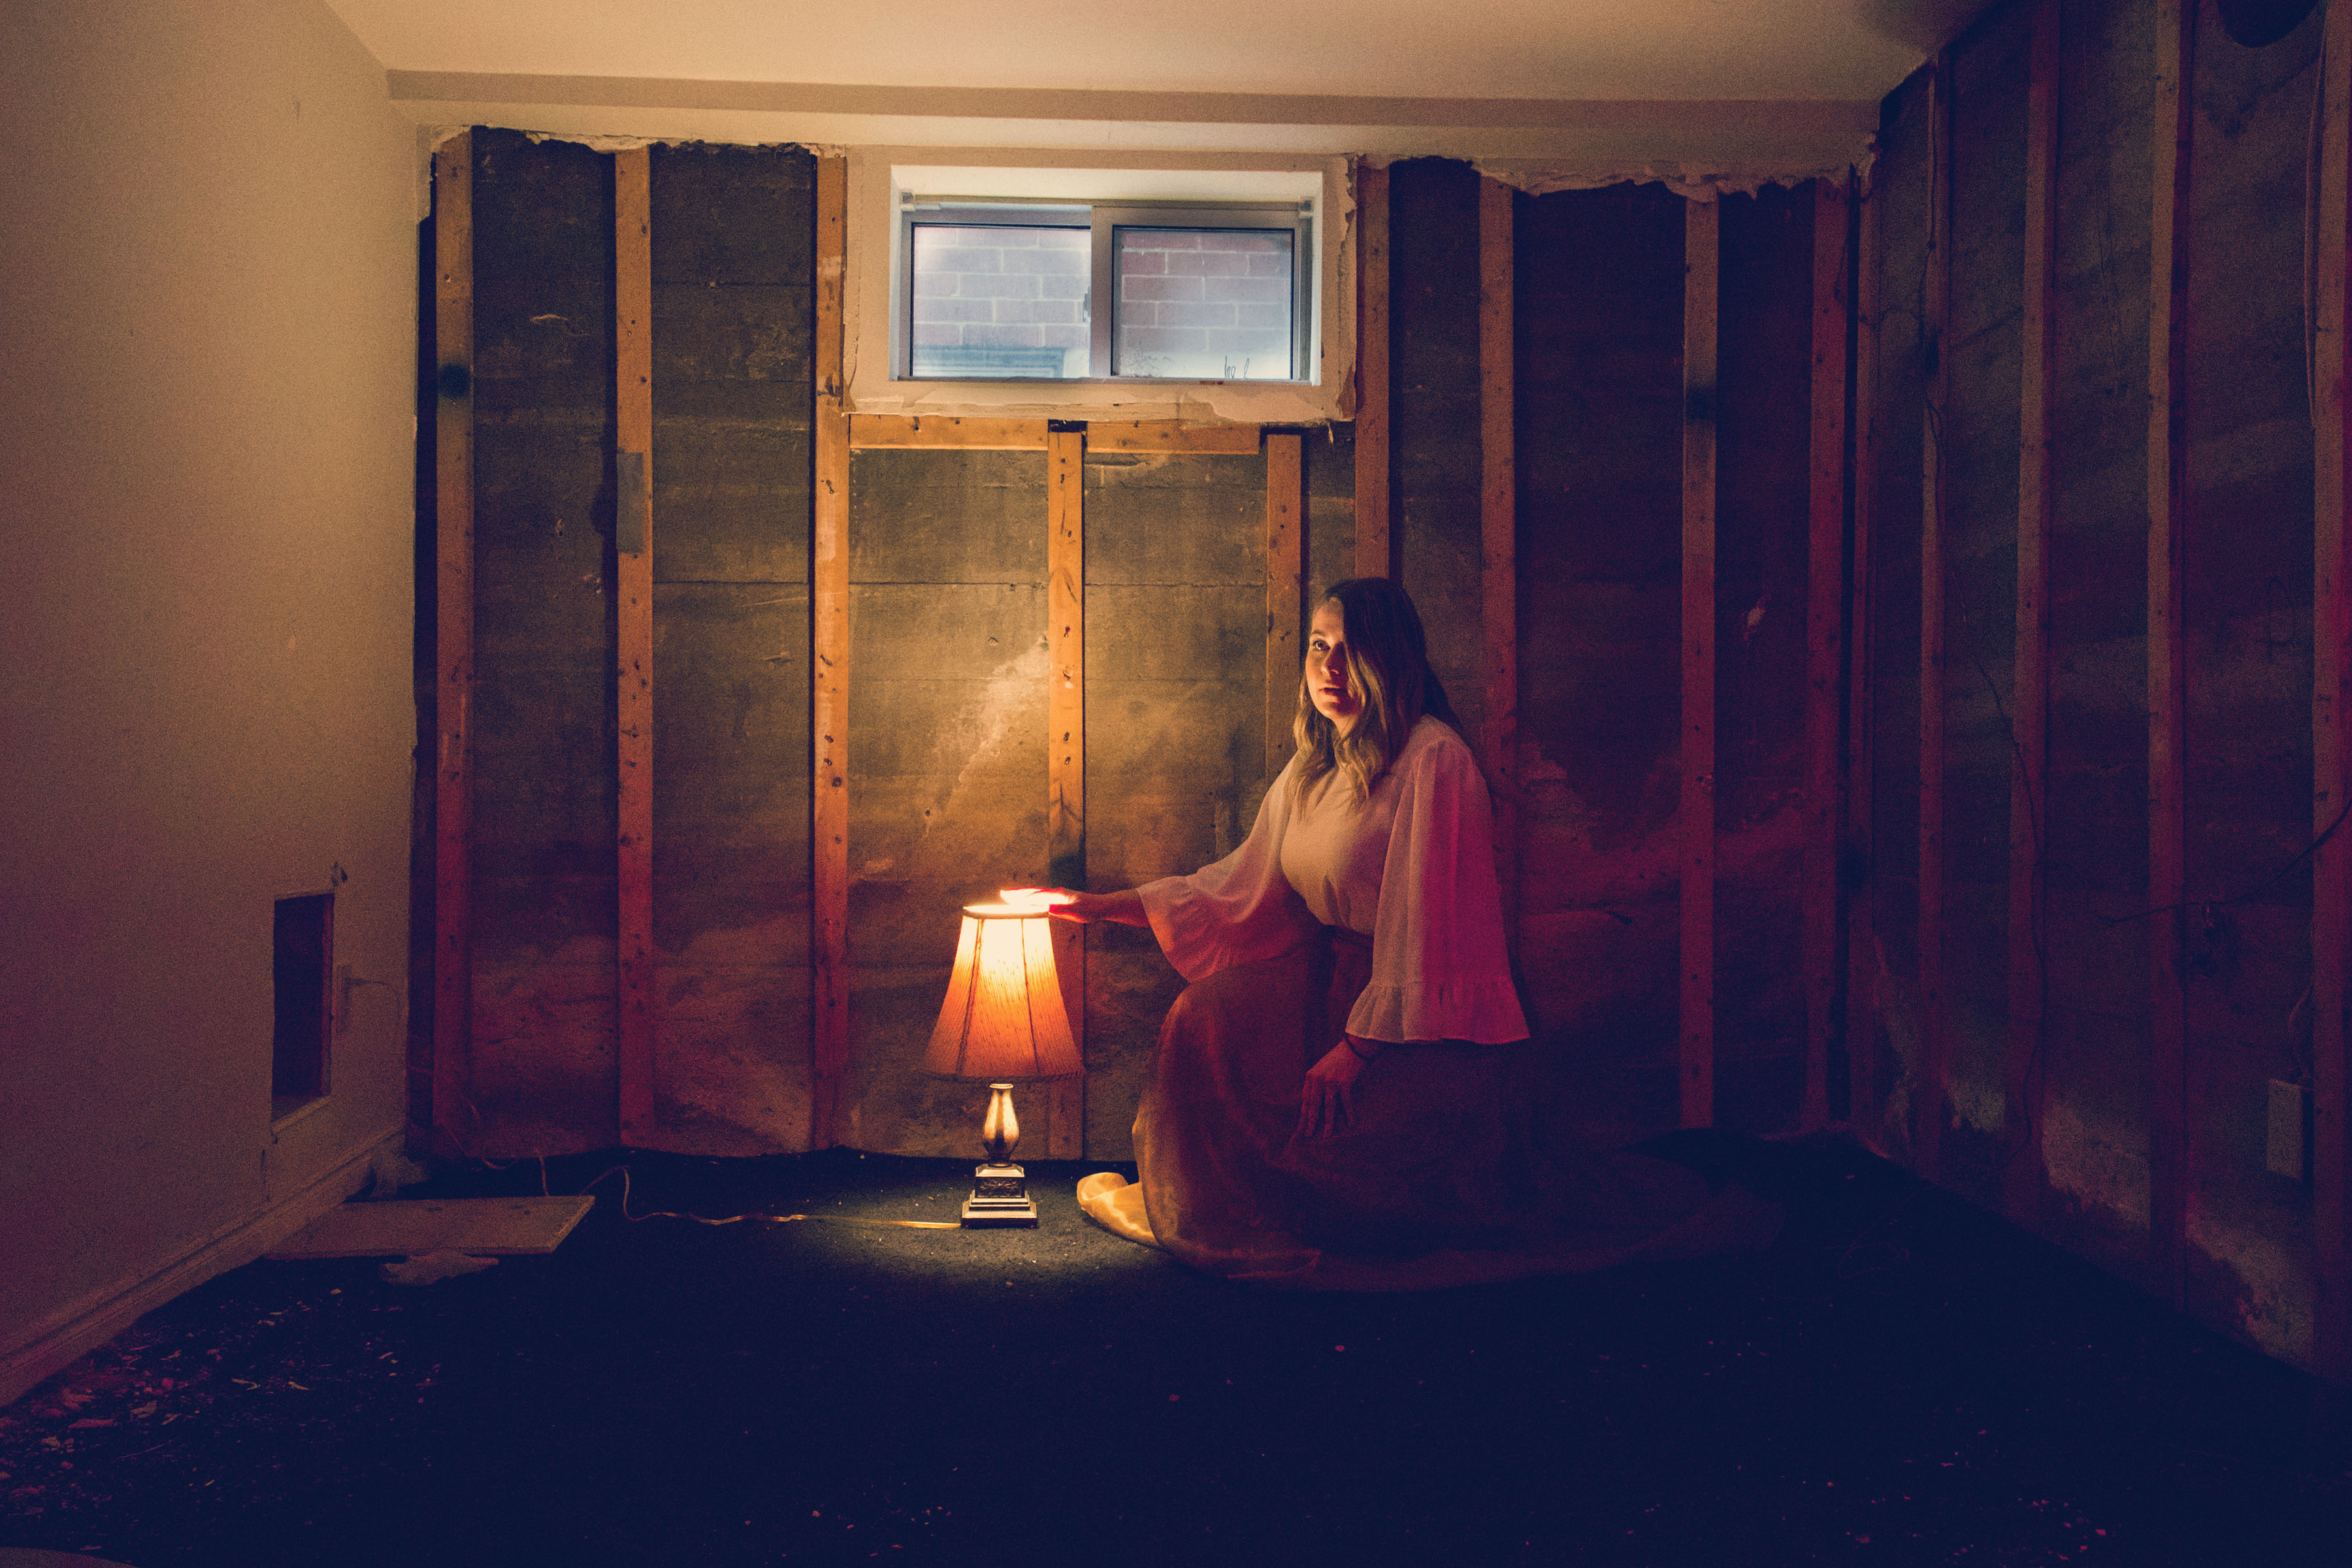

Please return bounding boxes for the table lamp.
[921,897,1083,1226]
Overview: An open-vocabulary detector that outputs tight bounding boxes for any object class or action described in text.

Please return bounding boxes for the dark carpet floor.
[2,1135,2347,1567]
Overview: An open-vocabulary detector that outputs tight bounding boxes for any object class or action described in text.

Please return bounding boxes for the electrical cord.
[574,1164,960,1230]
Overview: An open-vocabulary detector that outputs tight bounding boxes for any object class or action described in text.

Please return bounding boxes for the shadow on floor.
[2,1137,2346,1566]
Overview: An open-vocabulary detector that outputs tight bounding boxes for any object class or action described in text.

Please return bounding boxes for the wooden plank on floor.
[811,154,851,1152]
[614,146,656,1145]
[431,130,474,1142]
[1847,169,1883,1143]
[1479,176,1519,932]
[1681,195,1718,1130]
[1047,427,1086,1160]
[1089,420,1259,455]
[2148,0,2192,1311]
[266,1197,595,1260]
[2006,0,2058,1219]
[1804,176,1850,1134]
[1354,159,1393,581]
[849,414,1049,450]
[1919,59,1954,1182]
[1265,432,1305,777]
[2314,0,2352,1388]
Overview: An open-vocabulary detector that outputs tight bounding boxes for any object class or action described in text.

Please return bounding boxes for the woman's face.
[1306,601,1362,731]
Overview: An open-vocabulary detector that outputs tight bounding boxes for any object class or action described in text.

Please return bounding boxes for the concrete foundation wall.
[1855,0,2333,1370]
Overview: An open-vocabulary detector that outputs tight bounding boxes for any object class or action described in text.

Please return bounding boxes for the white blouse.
[1137,717,1530,1045]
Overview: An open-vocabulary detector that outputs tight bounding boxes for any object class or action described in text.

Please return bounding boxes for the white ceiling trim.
[389,74,1879,195]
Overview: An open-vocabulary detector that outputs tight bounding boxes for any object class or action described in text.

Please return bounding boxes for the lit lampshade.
[923,900,1082,1227]
[921,901,1083,1083]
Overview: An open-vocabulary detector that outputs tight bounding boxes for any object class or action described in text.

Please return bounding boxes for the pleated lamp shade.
[921,902,1083,1081]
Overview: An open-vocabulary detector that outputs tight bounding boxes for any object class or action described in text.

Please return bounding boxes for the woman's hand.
[1003,887,1149,926]
[1298,1036,1377,1138]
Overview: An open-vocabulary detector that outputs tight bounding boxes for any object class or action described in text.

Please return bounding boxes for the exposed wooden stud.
[1047,428,1086,1160]
[1354,159,1393,580]
[1264,432,1305,777]
[430,130,474,1141]
[2315,0,2352,1387]
[1478,176,1519,931]
[848,414,1049,450]
[613,147,657,1145]
[1089,420,1260,455]
[1680,196,1718,1130]
[1805,175,1850,1134]
[2148,0,2193,1311]
[2006,0,2059,1219]
[1918,59,1954,1181]
[811,154,851,1153]
[1847,169,1884,1145]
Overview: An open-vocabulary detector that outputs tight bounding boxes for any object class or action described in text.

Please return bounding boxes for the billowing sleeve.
[1348,732,1531,1044]
[1135,758,1323,983]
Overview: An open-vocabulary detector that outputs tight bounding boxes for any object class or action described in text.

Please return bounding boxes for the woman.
[1030,578,1776,1288]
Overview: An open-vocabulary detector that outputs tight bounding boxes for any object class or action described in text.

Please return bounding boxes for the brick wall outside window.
[909,223,1088,378]
[907,222,1296,380]
[1115,228,1294,380]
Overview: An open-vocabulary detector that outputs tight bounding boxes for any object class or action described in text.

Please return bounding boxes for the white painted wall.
[0,0,418,1386]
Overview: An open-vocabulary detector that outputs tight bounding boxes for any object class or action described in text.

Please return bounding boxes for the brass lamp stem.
[980,1083,1021,1165]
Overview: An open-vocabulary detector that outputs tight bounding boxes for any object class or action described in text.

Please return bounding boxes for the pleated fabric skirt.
[1080,928,1780,1289]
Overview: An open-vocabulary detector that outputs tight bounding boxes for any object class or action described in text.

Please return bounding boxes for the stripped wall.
[427,146,1832,1168]
[1854,0,2347,1376]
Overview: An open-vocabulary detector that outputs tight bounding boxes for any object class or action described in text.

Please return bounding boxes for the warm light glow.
[996,888,1071,911]
[921,903,1082,1082]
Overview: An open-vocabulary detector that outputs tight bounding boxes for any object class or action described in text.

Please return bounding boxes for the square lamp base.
[960,1162,1037,1228]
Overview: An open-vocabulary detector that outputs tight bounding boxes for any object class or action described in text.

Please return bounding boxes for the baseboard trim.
[0,1126,403,1406]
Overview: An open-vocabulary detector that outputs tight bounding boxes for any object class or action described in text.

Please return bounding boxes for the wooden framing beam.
[1918,59,1954,1181]
[1090,421,1260,455]
[1264,433,1305,777]
[1680,196,1719,1130]
[613,147,657,1145]
[1805,174,1851,1134]
[1354,159,1393,581]
[1047,428,1086,1160]
[1848,168,1884,1144]
[1479,176,1519,931]
[430,130,474,1139]
[2006,0,2059,1218]
[811,154,851,1152]
[2148,0,2193,1310]
[848,414,1048,450]
[2315,0,2352,1387]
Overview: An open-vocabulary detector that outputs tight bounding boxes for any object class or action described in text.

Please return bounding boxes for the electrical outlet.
[2265,1079,2311,1182]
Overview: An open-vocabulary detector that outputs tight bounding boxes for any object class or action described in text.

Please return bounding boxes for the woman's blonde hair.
[1292,578,1463,803]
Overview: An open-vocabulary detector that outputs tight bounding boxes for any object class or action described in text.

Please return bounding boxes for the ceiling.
[328,0,1987,101]
[330,0,1998,174]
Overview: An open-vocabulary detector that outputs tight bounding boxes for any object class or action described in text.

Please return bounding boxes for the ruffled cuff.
[1346,977,1530,1046]
[1137,875,1318,984]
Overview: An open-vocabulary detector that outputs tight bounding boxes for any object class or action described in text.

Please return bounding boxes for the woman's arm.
[1007,887,1151,927]
[1298,1032,1382,1137]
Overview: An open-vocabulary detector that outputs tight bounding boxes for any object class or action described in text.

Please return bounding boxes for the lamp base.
[960,1162,1038,1228]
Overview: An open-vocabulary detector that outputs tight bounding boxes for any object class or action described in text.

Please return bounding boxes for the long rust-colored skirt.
[1079,929,1779,1288]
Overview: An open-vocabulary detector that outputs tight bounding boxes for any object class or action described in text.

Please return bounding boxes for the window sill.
[850,376,1346,427]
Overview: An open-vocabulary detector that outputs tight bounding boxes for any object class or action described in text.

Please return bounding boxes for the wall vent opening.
[272,892,333,1120]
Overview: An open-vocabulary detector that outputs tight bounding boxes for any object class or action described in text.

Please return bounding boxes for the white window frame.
[844,152,1355,426]
[897,197,1315,384]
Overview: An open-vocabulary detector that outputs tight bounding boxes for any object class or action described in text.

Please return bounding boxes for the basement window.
[272,892,333,1120]
[896,192,1316,384]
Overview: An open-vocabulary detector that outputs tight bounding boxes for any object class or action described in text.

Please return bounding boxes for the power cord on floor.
[574,1164,960,1230]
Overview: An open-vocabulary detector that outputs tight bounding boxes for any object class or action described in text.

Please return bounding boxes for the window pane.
[909,223,1089,378]
[1115,227,1293,380]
